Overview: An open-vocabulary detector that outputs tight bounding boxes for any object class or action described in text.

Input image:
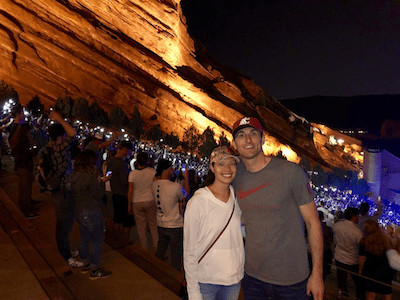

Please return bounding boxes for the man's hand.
[306,272,324,300]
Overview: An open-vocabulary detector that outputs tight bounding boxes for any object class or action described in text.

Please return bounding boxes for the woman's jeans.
[76,210,105,268]
[199,281,241,300]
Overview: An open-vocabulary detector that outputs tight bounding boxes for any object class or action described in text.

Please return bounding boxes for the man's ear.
[261,133,265,145]
[232,139,237,150]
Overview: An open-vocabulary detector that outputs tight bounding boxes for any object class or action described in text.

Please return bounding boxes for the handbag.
[198,202,235,263]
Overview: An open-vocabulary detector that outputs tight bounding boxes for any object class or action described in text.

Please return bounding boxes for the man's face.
[232,127,265,160]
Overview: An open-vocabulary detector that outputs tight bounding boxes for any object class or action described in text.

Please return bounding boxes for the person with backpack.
[44,111,84,268]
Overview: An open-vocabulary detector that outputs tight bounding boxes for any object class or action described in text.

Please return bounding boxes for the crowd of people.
[3,103,400,299]
[314,185,400,228]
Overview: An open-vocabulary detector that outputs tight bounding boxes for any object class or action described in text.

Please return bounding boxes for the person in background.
[359,220,393,300]
[385,224,400,250]
[152,159,184,271]
[386,244,400,271]
[102,149,116,228]
[70,150,112,279]
[318,211,333,281]
[85,130,122,155]
[45,111,82,267]
[128,152,158,251]
[0,113,13,163]
[30,120,48,155]
[333,207,364,299]
[184,146,244,300]
[231,116,324,300]
[317,201,329,219]
[317,201,334,227]
[85,131,122,173]
[358,200,383,233]
[10,120,37,219]
[334,210,345,224]
[107,141,134,243]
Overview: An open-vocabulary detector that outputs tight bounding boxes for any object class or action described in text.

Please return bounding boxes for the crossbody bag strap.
[198,202,235,264]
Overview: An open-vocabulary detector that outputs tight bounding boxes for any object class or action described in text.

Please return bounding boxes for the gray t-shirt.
[233,157,313,285]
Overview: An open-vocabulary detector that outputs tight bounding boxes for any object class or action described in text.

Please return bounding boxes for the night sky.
[181,0,400,100]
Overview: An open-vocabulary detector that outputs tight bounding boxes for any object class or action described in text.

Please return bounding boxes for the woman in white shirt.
[184,146,244,300]
[128,152,158,250]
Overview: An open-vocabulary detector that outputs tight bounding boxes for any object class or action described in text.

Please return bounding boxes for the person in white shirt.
[152,159,184,271]
[332,207,364,299]
[128,152,158,250]
[184,146,244,300]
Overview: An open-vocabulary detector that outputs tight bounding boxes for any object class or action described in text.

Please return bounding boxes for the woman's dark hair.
[200,163,215,187]
[136,152,148,167]
[155,159,172,177]
[74,150,98,172]
[361,219,391,256]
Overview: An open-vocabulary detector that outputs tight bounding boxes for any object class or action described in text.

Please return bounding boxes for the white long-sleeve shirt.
[183,186,244,300]
[387,249,400,271]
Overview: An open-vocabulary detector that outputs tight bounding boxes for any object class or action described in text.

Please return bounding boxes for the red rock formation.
[0,0,363,171]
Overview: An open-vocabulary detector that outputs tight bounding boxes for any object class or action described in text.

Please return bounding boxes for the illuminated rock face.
[0,0,362,170]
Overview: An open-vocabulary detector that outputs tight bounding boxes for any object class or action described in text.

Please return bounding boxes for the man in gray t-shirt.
[231,116,324,300]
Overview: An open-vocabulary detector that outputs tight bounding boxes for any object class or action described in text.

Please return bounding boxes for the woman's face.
[211,157,237,185]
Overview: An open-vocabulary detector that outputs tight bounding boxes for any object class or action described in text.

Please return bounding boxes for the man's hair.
[359,202,370,216]
[344,207,359,221]
[48,123,66,141]
[136,152,148,167]
[118,140,132,151]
